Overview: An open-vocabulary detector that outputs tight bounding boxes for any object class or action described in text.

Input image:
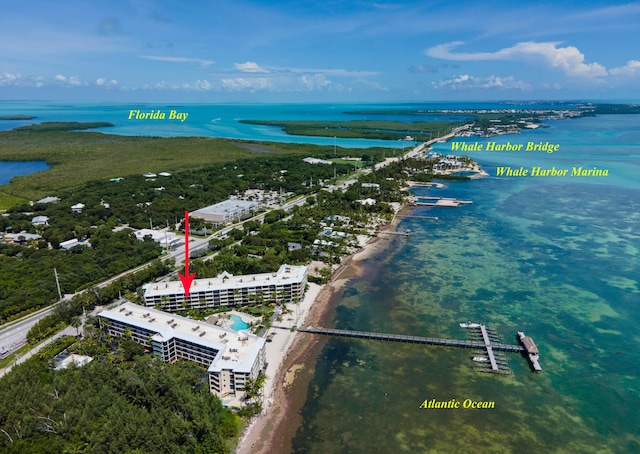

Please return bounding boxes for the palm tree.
[63,441,88,453]
[70,316,82,337]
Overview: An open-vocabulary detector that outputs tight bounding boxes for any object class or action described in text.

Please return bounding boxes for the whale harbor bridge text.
[451,141,560,153]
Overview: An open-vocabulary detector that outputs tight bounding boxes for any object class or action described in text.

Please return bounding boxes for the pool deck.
[214,310,260,331]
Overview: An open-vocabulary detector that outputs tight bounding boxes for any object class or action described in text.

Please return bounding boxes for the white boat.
[472,356,489,362]
[459,321,481,329]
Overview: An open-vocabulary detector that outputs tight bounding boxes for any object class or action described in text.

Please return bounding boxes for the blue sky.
[1,0,640,102]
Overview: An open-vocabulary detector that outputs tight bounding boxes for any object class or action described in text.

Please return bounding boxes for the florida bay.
[1,101,637,452]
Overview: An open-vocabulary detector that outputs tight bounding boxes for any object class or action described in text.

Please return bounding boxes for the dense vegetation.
[0,146,386,320]
[24,260,171,343]
[0,115,37,120]
[0,231,161,322]
[190,176,406,281]
[588,103,640,114]
[239,119,463,141]
[0,336,239,453]
[0,122,374,201]
[12,122,114,132]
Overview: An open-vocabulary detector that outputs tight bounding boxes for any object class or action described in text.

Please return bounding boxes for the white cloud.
[140,79,214,91]
[298,74,331,91]
[280,67,379,77]
[139,55,215,67]
[610,60,640,76]
[234,61,269,73]
[432,74,531,91]
[1,72,119,89]
[187,79,212,90]
[426,41,607,78]
[222,77,272,92]
[0,72,27,86]
[96,78,118,87]
[409,64,439,74]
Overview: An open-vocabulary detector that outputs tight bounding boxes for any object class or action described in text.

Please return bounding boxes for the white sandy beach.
[261,282,322,403]
[235,281,323,453]
[235,200,414,453]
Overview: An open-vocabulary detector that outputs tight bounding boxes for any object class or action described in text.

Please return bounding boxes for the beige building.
[98,302,266,398]
[191,199,260,225]
[142,264,307,311]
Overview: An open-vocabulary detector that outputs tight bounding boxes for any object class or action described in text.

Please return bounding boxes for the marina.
[298,323,542,374]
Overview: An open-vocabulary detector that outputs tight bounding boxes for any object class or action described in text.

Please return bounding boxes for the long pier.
[479,325,499,372]
[298,325,542,374]
[413,197,473,208]
[298,327,524,353]
[376,229,411,237]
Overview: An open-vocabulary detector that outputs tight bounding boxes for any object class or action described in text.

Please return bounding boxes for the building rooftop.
[143,264,307,299]
[36,196,60,204]
[101,302,265,374]
[54,353,93,370]
[192,199,260,216]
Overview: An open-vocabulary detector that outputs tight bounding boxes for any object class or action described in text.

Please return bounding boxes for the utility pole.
[54,267,62,300]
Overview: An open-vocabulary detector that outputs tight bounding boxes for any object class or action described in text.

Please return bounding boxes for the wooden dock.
[413,197,473,208]
[518,331,542,372]
[298,324,540,374]
[376,229,411,237]
[298,327,524,352]
[395,215,439,221]
[479,324,499,372]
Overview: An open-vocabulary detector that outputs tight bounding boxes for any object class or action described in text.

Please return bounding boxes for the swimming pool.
[230,315,250,331]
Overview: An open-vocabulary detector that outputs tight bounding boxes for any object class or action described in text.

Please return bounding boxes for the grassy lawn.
[330,158,365,167]
[0,191,27,212]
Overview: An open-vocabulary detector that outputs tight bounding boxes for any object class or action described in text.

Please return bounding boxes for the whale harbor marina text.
[128,109,189,122]
[496,166,609,177]
[451,141,560,153]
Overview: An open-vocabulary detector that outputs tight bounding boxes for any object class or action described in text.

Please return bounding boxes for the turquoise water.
[291,114,640,453]
[0,161,50,185]
[2,102,638,451]
[0,100,590,149]
[230,315,250,331]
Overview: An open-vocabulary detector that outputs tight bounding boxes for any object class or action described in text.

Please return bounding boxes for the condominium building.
[191,199,261,225]
[142,264,307,312]
[98,302,266,398]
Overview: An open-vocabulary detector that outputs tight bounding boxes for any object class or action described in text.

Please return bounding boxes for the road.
[0,307,54,355]
[0,195,310,354]
[0,325,78,379]
[0,141,423,363]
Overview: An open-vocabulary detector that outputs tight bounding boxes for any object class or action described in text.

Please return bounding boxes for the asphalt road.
[0,307,53,354]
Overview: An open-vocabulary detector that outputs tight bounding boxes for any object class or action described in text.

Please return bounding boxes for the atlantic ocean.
[2,101,638,451]
[290,113,640,453]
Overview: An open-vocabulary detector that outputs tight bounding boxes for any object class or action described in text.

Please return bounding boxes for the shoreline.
[234,206,409,454]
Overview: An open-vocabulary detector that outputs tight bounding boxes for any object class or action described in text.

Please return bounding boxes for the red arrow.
[178,210,196,299]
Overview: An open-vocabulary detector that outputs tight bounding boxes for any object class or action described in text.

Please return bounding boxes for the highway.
[0,141,423,364]
[0,195,310,356]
